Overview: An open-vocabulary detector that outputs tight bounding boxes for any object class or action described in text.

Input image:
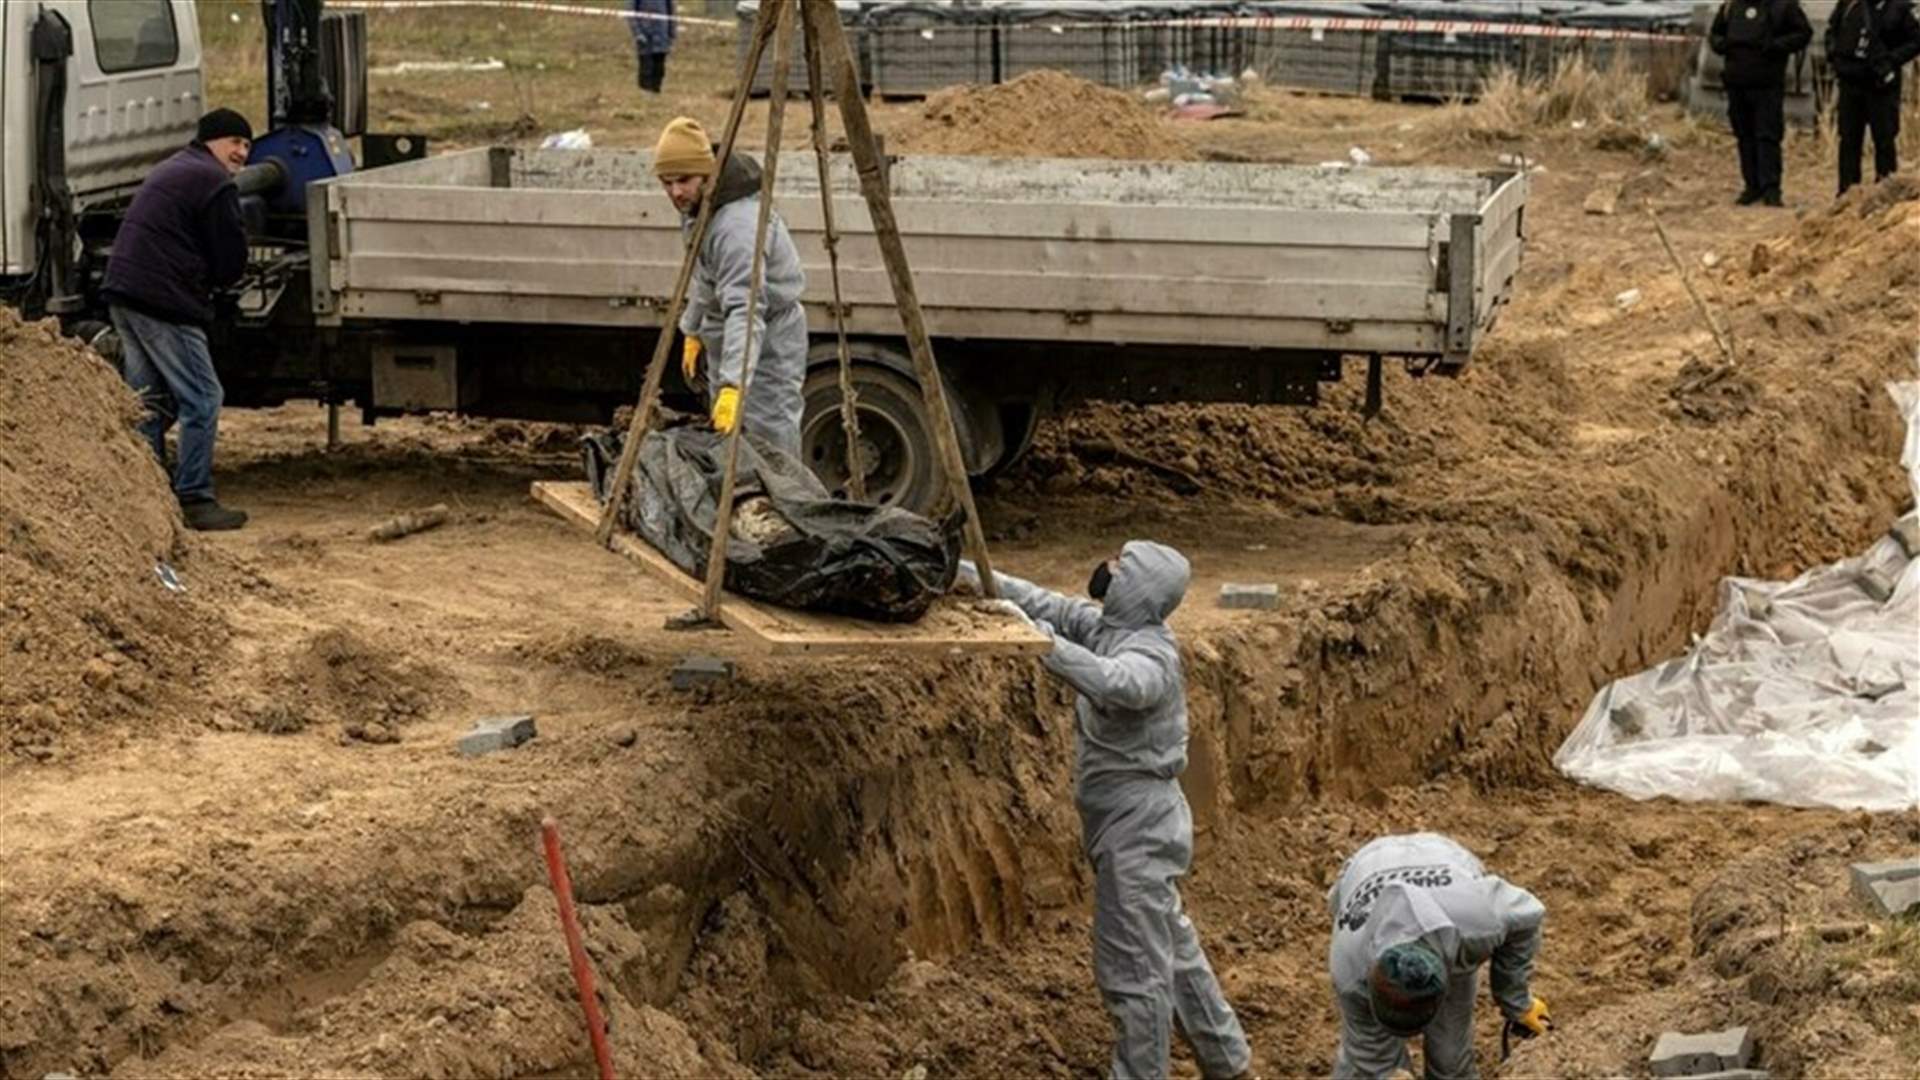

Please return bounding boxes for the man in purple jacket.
[629,0,676,94]
[103,108,252,531]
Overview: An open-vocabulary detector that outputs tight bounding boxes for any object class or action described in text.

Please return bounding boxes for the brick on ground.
[1649,1026,1755,1078]
[457,714,537,757]
[1851,859,1920,919]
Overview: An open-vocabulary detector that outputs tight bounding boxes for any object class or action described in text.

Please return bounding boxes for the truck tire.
[983,402,1040,479]
[799,364,941,512]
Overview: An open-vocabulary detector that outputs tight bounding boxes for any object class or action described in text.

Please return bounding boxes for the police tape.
[329,0,1695,44]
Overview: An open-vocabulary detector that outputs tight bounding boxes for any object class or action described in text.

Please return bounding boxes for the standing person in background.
[1710,0,1815,206]
[629,0,676,94]
[1827,0,1920,193]
[102,108,254,532]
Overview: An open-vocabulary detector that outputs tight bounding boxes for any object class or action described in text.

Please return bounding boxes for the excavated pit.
[5,84,1918,1080]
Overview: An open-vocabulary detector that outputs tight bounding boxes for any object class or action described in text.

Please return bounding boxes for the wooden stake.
[803,0,1000,598]
[540,818,615,1080]
[593,4,779,545]
[697,0,796,622]
[803,17,867,502]
[1647,205,1736,366]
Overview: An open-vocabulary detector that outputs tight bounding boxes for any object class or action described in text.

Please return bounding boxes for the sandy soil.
[4,17,1918,1080]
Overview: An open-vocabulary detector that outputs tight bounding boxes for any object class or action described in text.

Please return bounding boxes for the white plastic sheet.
[1554,380,1920,811]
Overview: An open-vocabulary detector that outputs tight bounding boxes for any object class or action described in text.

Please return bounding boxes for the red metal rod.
[541,817,615,1080]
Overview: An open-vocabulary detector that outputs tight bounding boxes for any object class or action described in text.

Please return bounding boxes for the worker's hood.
[1099,540,1188,628]
[707,149,763,213]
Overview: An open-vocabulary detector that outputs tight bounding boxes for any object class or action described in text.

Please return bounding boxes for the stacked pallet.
[731,0,1703,103]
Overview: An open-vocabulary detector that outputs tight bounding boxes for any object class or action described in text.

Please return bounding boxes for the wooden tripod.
[592,0,1000,627]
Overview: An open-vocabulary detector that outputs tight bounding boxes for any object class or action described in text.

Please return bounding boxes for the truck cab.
[1,0,201,322]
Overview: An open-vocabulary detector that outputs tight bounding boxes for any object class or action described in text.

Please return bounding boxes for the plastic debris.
[1555,381,1920,812]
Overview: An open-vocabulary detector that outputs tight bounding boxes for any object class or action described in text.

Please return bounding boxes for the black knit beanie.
[196,108,254,144]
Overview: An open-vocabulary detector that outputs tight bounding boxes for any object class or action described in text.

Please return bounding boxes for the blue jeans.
[111,304,223,501]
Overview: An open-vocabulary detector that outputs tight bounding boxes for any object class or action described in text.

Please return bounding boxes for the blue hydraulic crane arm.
[263,0,334,128]
[250,0,353,213]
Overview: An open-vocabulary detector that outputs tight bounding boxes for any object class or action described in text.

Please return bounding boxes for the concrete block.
[1855,566,1896,603]
[1850,857,1920,891]
[1855,874,1920,919]
[1851,860,1920,914]
[457,714,536,757]
[671,655,735,690]
[1649,1026,1754,1077]
[1218,583,1280,610]
[1890,514,1920,559]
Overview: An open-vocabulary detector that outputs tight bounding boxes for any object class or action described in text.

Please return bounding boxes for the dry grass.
[1430,54,1651,146]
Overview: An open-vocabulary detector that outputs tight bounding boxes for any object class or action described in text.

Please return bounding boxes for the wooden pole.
[803,0,1000,599]
[696,0,796,622]
[594,4,779,546]
[802,16,868,502]
[1647,205,1736,366]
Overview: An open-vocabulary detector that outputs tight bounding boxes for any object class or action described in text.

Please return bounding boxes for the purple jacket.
[628,0,675,53]
[102,143,247,327]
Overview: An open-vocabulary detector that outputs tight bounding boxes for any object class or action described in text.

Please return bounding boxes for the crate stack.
[867,1,996,97]
[1377,1,1538,99]
[995,1,1139,89]
[734,0,869,95]
[724,0,1717,106]
[1244,1,1384,97]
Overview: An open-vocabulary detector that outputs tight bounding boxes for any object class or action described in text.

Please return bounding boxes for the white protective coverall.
[971,541,1251,1080]
[1327,833,1545,1080]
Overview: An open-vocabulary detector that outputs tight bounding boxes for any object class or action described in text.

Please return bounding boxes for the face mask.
[1088,560,1114,601]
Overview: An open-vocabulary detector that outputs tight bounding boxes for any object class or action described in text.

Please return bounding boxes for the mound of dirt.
[893,70,1196,161]
[0,309,226,757]
[243,627,448,742]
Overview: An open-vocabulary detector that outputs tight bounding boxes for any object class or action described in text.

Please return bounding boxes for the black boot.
[1736,189,1762,205]
[1761,190,1785,207]
[181,497,248,531]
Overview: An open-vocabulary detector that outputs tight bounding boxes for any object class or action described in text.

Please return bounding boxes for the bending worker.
[962,544,1254,1080]
[1328,833,1550,1080]
[653,116,807,459]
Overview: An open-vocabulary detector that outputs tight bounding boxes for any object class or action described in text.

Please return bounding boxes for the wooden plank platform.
[531,481,1052,657]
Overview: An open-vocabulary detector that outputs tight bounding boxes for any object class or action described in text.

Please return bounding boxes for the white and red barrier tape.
[329,1,1695,43]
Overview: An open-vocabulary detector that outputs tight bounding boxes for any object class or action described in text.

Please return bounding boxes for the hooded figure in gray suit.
[962,542,1252,1079]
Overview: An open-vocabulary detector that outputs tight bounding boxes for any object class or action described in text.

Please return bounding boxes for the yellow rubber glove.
[681,336,702,382]
[711,386,741,434]
[1508,996,1552,1038]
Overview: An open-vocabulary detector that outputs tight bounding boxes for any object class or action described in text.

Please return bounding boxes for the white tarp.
[1554,380,1920,812]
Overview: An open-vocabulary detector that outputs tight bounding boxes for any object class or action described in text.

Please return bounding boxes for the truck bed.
[313,147,1525,364]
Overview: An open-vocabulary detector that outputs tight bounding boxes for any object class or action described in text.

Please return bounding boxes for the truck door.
[59,0,202,203]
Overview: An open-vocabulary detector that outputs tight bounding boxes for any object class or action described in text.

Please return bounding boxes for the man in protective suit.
[653,116,807,459]
[1328,833,1550,1079]
[961,543,1253,1080]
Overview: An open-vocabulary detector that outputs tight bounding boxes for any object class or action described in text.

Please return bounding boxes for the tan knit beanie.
[653,117,716,177]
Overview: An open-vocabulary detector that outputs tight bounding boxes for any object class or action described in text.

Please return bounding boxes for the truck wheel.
[800,365,940,512]
[983,402,1040,479]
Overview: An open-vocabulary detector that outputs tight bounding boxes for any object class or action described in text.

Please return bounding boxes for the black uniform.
[1827,0,1920,192]
[1711,0,1815,205]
